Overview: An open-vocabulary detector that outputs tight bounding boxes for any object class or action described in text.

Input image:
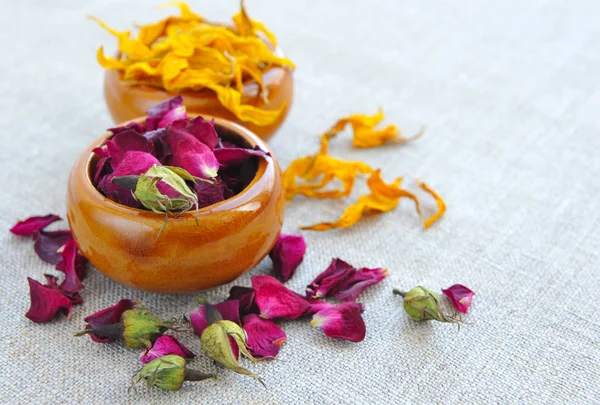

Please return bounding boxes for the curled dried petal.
[252,275,311,319]
[442,284,475,314]
[310,302,366,342]
[243,314,286,359]
[10,214,62,236]
[268,233,306,282]
[25,277,73,323]
[140,335,195,364]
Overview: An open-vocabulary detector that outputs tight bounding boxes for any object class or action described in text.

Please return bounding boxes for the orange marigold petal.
[417,181,446,228]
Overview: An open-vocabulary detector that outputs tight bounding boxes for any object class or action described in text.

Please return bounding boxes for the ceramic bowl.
[66,117,284,293]
[103,48,294,141]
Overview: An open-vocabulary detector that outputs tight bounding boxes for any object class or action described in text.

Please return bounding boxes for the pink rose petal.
[164,129,220,179]
[310,302,366,342]
[243,314,286,359]
[306,258,355,299]
[145,95,184,131]
[157,105,188,128]
[252,275,311,319]
[10,214,62,236]
[25,277,73,323]
[106,130,153,168]
[269,233,306,282]
[139,335,195,364]
[442,284,475,314]
[227,286,259,317]
[331,267,388,302]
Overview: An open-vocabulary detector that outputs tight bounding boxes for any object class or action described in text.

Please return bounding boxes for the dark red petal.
[442,284,475,314]
[33,230,73,265]
[186,116,218,150]
[189,300,241,336]
[164,128,219,179]
[106,130,154,169]
[10,214,62,236]
[139,335,195,364]
[310,302,366,342]
[25,277,72,323]
[252,275,311,319]
[227,286,259,317]
[331,267,388,302]
[306,258,355,299]
[194,181,228,208]
[108,121,145,135]
[43,274,83,305]
[83,299,137,342]
[243,314,286,359]
[214,147,268,166]
[56,241,84,293]
[269,233,306,282]
[145,96,184,130]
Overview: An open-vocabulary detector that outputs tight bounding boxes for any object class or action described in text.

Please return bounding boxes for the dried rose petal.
[227,286,259,317]
[42,274,83,305]
[310,302,366,342]
[306,258,355,299]
[10,214,62,236]
[189,300,241,336]
[56,250,87,281]
[214,147,268,166]
[108,121,145,135]
[106,130,154,168]
[243,314,286,359]
[194,181,231,208]
[139,335,195,364]
[99,151,161,207]
[331,267,388,302]
[164,128,219,179]
[185,116,219,150]
[55,240,84,293]
[269,233,306,282]
[442,284,475,314]
[252,275,311,319]
[145,95,184,131]
[143,128,170,163]
[304,298,335,315]
[33,230,73,265]
[158,105,187,128]
[81,299,137,343]
[25,277,73,323]
[93,156,112,186]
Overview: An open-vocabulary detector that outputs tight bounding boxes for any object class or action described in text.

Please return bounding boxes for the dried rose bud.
[394,287,460,324]
[252,275,311,319]
[25,277,73,323]
[268,233,306,282]
[198,303,264,386]
[10,214,62,236]
[74,299,137,342]
[122,309,177,349]
[243,314,286,359]
[310,302,366,342]
[306,258,354,299]
[140,335,195,364]
[133,354,213,391]
[442,284,475,314]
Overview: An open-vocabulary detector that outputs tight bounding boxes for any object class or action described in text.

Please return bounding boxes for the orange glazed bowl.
[66,117,284,293]
[103,48,294,141]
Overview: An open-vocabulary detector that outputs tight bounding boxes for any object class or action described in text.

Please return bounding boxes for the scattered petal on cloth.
[243,314,286,359]
[139,335,195,364]
[25,277,73,323]
[55,240,83,294]
[78,299,138,343]
[268,233,307,282]
[306,258,354,299]
[227,286,259,317]
[331,267,388,302]
[189,300,241,336]
[442,284,475,314]
[252,275,311,319]
[310,302,366,342]
[33,230,73,265]
[10,214,62,236]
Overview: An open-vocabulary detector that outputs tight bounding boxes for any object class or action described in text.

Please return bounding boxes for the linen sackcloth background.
[1,0,599,404]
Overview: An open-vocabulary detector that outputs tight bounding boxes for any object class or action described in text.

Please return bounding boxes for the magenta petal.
[442,284,475,314]
[269,233,306,282]
[243,314,286,359]
[25,277,72,323]
[139,335,195,364]
[252,275,311,319]
[194,181,231,208]
[93,156,112,186]
[106,130,154,168]
[186,116,218,150]
[164,129,219,179]
[189,300,241,336]
[311,302,366,342]
[331,267,388,302]
[33,230,73,265]
[83,299,137,343]
[304,298,335,316]
[158,106,188,128]
[227,286,259,317]
[145,95,184,130]
[306,258,355,299]
[10,214,62,236]
[56,241,84,293]
[108,121,145,135]
[214,147,268,166]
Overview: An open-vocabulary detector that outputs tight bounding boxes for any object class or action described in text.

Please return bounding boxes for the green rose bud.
[122,309,175,349]
[133,355,213,391]
[393,287,460,325]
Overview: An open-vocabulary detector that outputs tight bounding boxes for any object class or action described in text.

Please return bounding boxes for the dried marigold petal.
[418,180,446,229]
[324,109,424,149]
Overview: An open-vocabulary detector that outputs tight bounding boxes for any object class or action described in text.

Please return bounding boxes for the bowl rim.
[82,115,275,218]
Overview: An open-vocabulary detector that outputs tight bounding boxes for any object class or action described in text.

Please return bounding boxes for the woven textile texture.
[1,0,599,404]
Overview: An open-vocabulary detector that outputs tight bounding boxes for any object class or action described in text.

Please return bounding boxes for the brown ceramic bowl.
[66,117,284,293]
[104,48,294,141]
